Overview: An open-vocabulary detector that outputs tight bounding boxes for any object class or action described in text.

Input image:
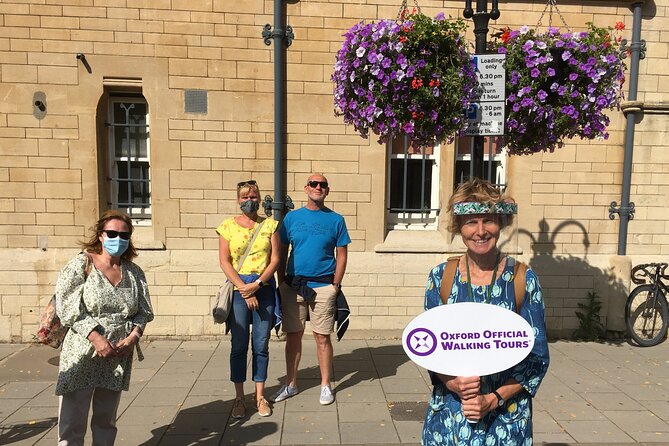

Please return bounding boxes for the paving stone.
[0,406,57,428]
[603,409,669,433]
[0,426,52,445]
[392,419,423,444]
[117,405,179,426]
[115,424,167,445]
[281,410,339,433]
[542,399,608,421]
[0,398,28,422]
[0,382,52,399]
[582,391,645,411]
[158,433,223,445]
[222,418,281,444]
[334,384,387,403]
[0,346,59,383]
[380,377,431,394]
[339,421,399,444]
[133,386,190,406]
[338,402,393,423]
[559,419,635,443]
[166,411,228,435]
[279,430,340,444]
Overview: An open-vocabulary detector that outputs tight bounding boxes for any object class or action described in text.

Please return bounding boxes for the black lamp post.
[463,0,500,180]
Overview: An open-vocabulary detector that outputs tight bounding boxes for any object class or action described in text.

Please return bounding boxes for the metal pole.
[464,0,499,179]
[263,1,295,222]
[610,1,645,255]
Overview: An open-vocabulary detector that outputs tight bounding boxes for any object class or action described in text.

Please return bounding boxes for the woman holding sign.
[421,179,549,446]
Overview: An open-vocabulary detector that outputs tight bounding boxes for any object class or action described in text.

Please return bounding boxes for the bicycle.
[625,263,669,347]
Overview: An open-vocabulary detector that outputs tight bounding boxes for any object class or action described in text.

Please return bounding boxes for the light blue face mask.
[103,237,129,257]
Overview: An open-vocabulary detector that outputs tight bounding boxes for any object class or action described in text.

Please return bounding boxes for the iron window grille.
[106,94,151,221]
[387,135,440,229]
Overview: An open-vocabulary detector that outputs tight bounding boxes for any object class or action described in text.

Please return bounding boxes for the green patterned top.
[55,252,154,395]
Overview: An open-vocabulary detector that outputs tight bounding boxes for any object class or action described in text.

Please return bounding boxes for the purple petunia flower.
[531,68,541,78]
[569,73,578,81]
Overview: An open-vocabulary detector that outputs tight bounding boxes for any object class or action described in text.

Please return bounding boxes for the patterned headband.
[452,201,518,215]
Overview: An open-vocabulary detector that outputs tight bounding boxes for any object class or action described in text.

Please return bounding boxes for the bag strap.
[83,252,92,279]
[439,256,461,304]
[439,255,528,314]
[235,218,266,272]
[513,260,528,312]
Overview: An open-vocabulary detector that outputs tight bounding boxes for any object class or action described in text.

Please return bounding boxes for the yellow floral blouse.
[216,217,279,275]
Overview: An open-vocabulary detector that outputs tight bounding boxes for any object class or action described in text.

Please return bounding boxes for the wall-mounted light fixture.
[76,52,92,73]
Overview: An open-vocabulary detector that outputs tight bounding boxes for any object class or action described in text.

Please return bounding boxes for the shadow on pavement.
[138,398,277,445]
[266,343,410,396]
[0,418,57,445]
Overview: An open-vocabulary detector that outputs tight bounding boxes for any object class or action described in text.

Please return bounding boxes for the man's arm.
[333,245,348,285]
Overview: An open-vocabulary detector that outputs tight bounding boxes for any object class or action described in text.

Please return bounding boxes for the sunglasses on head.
[237,180,257,188]
[102,230,131,240]
[307,180,329,189]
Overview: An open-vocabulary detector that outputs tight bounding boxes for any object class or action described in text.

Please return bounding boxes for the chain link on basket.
[397,0,422,20]
[536,0,570,32]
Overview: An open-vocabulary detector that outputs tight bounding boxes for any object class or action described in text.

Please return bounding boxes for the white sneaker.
[271,384,298,402]
[319,385,334,405]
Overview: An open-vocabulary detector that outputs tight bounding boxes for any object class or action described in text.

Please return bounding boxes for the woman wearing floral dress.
[56,210,153,445]
[217,180,280,419]
[422,179,549,446]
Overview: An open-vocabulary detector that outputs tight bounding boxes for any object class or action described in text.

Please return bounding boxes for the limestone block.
[154,295,208,316]
[2,65,37,83]
[371,316,410,330]
[146,315,176,336]
[169,58,208,77]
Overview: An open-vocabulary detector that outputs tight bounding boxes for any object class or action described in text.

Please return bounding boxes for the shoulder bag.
[35,252,92,348]
[212,219,266,324]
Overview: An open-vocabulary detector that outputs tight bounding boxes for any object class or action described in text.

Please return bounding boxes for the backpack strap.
[439,255,528,314]
[513,260,528,313]
[439,256,461,304]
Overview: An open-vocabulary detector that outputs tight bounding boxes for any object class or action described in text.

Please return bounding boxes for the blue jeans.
[229,275,276,383]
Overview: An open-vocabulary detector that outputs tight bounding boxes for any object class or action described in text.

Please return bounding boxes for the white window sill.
[374,230,459,254]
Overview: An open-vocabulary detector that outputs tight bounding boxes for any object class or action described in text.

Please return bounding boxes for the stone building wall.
[0,0,667,341]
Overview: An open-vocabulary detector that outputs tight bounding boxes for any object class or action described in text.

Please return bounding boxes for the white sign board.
[402,302,535,377]
[465,54,506,136]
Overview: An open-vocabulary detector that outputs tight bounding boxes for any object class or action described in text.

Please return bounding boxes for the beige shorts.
[279,282,338,335]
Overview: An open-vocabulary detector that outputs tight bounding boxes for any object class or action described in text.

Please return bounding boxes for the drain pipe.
[263,1,295,222]
[606,1,645,334]
[609,0,646,255]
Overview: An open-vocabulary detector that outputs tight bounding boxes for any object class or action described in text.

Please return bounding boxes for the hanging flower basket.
[493,22,627,155]
[333,11,477,148]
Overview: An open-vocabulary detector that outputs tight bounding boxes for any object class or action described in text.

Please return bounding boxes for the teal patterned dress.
[422,256,549,446]
[55,252,154,396]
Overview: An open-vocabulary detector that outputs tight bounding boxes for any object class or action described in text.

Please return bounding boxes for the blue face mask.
[103,237,129,257]
[240,200,260,214]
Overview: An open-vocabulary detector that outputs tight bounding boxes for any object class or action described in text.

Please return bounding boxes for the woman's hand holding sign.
[440,375,480,400]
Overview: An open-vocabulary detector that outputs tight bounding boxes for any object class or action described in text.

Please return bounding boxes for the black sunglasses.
[237,180,257,188]
[102,230,131,240]
[307,181,329,189]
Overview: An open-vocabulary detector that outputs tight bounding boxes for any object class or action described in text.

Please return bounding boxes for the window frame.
[386,136,441,230]
[106,92,151,224]
[454,136,507,190]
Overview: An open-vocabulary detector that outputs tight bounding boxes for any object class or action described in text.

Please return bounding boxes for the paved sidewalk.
[1,334,669,445]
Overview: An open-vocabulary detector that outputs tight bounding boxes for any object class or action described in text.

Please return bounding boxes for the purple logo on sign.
[406,328,437,357]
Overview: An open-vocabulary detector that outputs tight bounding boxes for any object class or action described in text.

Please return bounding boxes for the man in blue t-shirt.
[272,173,351,406]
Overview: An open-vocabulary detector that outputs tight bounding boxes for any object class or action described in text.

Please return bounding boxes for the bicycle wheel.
[625,284,669,347]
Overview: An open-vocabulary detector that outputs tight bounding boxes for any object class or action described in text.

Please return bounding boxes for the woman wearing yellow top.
[217,180,280,419]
